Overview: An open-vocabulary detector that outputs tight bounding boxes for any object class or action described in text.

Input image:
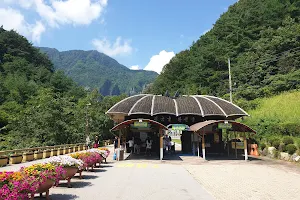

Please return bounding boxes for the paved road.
[50,161,214,200]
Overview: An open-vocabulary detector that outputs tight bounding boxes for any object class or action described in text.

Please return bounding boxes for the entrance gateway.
[106,94,255,161]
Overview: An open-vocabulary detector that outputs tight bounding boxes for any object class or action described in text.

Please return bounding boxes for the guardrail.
[0,143,86,166]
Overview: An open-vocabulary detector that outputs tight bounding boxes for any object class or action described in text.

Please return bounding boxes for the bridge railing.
[0,143,86,166]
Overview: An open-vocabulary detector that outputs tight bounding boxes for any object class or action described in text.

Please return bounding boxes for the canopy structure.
[106,94,249,121]
[189,120,256,134]
[111,119,168,132]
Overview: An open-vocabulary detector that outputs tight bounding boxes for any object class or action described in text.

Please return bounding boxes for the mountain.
[38,47,158,96]
[150,0,300,103]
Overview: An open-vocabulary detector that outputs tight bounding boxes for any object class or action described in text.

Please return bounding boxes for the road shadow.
[49,194,79,200]
[205,155,262,161]
[100,165,113,168]
[57,181,92,188]
[79,175,98,180]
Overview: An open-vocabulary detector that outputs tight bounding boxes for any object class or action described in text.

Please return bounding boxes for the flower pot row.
[0,145,85,166]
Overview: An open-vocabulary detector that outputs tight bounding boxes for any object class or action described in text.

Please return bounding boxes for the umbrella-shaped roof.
[106,94,249,119]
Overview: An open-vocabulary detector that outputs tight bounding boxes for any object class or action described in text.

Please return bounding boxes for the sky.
[0,0,237,74]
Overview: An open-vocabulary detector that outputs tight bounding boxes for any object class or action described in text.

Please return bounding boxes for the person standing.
[128,137,134,153]
[86,135,91,149]
[145,137,152,156]
[93,135,99,148]
[114,136,118,152]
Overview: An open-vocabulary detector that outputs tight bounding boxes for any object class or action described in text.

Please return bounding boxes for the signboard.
[133,121,148,128]
[218,123,232,129]
[231,142,244,149]
[171,124,189,131]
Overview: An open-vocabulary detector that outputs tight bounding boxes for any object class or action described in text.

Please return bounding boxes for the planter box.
[57,167,78,188]
[9,154,23,164]
[23,152,34,162]
[69,148,73,153]
[30,179,54,200]
[57,148,64,155]
[51,149,57,157]
[63,148,69,154]
[73,146,78,152]
[0,156,8,166]
[43,150,51,158]
[34,152,43,160]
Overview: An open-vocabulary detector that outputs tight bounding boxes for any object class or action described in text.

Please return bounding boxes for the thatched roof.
[106,94,249,119]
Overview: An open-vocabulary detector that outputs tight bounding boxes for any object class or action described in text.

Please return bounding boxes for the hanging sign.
[171,124,189,131]
[218,123,232,129]
[133,121,148,128]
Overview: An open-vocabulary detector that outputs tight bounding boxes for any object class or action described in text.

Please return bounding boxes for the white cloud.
[144,50,175,74]
[1,0,108,43]
[0,7,45,43]
[33,0,107,27]
[92,37,133,57]
[130,65,140,70]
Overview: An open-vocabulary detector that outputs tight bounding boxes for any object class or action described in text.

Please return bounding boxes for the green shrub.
[295,138,300,148]
[260,143,266,150]
[282,136,294,145]
[286,144,297,155]
[272,140,281,149]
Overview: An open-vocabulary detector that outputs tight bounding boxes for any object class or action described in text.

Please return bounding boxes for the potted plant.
[22,163,65,199]
[47,155,84,187]
[57,148,64,155]
[9,153,23,164]
[0,171,40,199]
[23,151,34,162]
[71,152,100,171]
[51,149,58,157]
[43,149,51,158]
[87,149,104,167]
[0,155,8,166]
[34,150,43,160]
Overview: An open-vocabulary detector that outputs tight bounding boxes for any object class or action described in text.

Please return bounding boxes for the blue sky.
[0,0,237,73]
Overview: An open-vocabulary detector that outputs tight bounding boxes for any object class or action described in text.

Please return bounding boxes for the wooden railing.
[0,143,86,156]
[0,143,86,166]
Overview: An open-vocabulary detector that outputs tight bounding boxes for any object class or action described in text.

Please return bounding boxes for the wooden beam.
[202,129,206,160]
[244,133,248,161]
[159,129,163,161]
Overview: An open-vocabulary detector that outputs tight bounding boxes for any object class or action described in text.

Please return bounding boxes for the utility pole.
[228,58,233,103]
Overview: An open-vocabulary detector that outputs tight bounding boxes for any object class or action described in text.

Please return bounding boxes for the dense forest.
[39,47,158,96]
[150,0,300,109]
[149,0,300,141]
[0,27,125,150]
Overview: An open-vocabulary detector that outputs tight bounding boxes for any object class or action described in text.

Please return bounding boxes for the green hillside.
[151,0,300,101]
[39,47,158,96]
[0,28,124,150]
[243,90,300,137]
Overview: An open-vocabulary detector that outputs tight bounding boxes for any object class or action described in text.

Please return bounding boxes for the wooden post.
[159,129,163,161]
[227,130,230,157]
[244,133,248,161]
[197,133,200,158]
[202,130,205,160]
[235,132,237,159]
[117,130,121,161]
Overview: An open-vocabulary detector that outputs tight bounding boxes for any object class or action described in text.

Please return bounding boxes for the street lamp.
[85,103,91,145]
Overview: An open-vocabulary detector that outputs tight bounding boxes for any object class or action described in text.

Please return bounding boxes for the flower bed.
[47,155,84,187]
[71,152,101,171]
[0,163,65,200]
